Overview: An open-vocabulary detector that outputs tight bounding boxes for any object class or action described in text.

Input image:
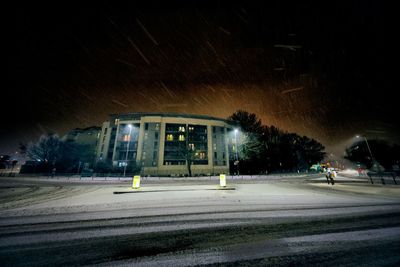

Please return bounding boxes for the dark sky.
[6,0,399,155]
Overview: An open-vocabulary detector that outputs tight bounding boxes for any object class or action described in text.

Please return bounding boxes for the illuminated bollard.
[132,175,141,189]
[219,174,226,187]
[217,174,235,190]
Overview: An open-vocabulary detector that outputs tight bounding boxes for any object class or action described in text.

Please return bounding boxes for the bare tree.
[185,144,196,177]
[27,134,60,170]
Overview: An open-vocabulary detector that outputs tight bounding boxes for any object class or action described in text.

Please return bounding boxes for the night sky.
[6,1,399,155]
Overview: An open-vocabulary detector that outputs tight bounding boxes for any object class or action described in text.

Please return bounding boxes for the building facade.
[96,113,237,176]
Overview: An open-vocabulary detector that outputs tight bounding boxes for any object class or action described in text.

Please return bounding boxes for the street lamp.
[356,135,374,162]
[234,129,239,175]
[356,135,377,184]
[123,124,132,177]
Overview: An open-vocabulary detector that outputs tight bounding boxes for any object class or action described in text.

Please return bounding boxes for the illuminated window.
[114,118,120,125]
[155,123,159,130]
[189,143,195,150]
[195,152,206,159]
[166,134,174,141]
[213,143,217,150]
[123,134,131,142]
[188,126,194,131]
[179,126,186,132]
[179,134,185,141]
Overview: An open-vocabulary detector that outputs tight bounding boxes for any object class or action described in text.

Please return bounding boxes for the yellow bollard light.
[219,174,226,187]
[132,175,141,189]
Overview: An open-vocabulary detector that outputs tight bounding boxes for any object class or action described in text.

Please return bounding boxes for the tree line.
[229,110,326,174]
[20,134,96,174]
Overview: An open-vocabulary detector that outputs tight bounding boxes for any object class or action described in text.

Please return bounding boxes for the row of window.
[136,150,224,160]
[165,134,207,142]
[164,150,207,160]
[165,125,207,133]
[114,122,227,134]
[163,160,209,165]
[166,134,187,141]
[164,145,207,152]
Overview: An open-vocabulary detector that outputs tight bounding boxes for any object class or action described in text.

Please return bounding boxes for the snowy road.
[0,175,399,266]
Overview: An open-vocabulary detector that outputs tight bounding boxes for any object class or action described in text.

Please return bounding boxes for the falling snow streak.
[136,18,159,46]
[160,82,176,98]
[115,58,136,68]
[5,2,398,156]
[218,26,231,35]
[126,38,151,66]
[111,99,129,108]
[79,90,95,102]
[281,87,304,94]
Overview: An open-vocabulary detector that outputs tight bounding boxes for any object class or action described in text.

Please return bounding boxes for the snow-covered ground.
[0,175,399,266]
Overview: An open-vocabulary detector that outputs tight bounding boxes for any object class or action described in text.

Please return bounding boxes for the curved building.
[96,113,237,176]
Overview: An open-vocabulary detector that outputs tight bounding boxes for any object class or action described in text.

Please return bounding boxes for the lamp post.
[234,129,239,175]
[356,135,375,184]
[123,124,132,177]
[356,135,374,162]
